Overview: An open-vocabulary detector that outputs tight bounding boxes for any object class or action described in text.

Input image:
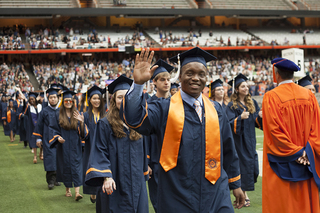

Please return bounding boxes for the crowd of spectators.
[26,27,155,49]
[158,28,265,47]
[0,63,33,96]
[0,25,26,50]
[32,58,136,93]
[31,53,320,97]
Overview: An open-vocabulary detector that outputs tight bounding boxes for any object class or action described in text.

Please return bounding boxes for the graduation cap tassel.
[85,92,88,107]
[58,93,63,108]
[272,64,277,84]
[209,83,212,98]
[170,54,180,84]
[106,90,109,109]
[232,76,235,94]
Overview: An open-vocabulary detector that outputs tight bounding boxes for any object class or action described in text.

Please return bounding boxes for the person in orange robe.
[262,57,320,213]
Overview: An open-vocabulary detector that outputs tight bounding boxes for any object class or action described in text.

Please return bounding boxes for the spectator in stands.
[209,31,213,37]
[303,34,306,45]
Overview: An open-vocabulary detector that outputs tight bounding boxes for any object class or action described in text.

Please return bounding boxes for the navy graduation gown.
[3,107,17,136]
[85,117,149,213]
[145,94,163,213]
[33,106,60,171]
[50,112,86,188]
[81,112,99,195]
[1,102,7,130]
[23,103,42,148]
[120,93,241,213]
[17,104,27,142]
[225,99,262,191]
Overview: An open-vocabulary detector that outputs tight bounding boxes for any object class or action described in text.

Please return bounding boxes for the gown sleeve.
[85,119,113,187]
[33,110,44,142]
[253,99,263,130]
[225,102,243,135]
[49,111,62,148]
[120,83,167,136]
[214,102,241,190]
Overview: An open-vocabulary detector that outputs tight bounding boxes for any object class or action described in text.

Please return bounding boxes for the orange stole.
[159,90,221,184]
[7,109,11,123]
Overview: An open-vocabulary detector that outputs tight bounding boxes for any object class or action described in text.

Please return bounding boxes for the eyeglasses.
[64,100,73,104]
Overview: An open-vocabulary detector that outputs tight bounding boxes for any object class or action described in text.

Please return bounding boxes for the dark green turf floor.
[0,127,263,213]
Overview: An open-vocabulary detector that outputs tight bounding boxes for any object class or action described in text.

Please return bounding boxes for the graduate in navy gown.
[120,47,245,213]
[33,88,61,190]
[49,90,87,201]
[170,83,179,96]
[74,85,106,203]
[225,73,263,207]
[145,59,173,213]
[21,92,43,164]
[3,98,17,141]
[17,92,28,148]
[85,75,149,213]
[209,79,229,109]
[297,75,316,94]
[1,95,7,128]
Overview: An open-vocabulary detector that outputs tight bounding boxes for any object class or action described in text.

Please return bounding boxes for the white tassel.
[146,80,151,93]
[232,76,235,94]
[170,54,180,84]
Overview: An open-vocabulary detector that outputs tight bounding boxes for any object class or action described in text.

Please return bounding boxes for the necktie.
[194,100,202,122]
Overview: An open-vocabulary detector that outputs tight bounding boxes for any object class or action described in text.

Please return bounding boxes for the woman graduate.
[85,75,149,213]
[74,85,106,203]
[17,92,28,148]
[21,92,43,164]
[297,75,316,94]
[49,90,88,201]
[209,79,229,109]
[225,73,263,207]
[3,98,18,142]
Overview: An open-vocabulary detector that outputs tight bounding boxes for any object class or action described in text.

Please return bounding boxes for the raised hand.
[133,48,158,85]
[73,111,84,123]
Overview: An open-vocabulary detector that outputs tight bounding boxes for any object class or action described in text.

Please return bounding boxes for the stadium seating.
[247,27,320,45]
[0,0,80,8]
[302,0,320,10]
[145,27,253,47]
[208,0,293,10]
[97,0,197,8]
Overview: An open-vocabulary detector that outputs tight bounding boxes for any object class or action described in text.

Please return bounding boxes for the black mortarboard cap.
[210,79,223,90]
[108,75,133,94]
[46,88,59,96]
[297,75,312,87]
[29,92,39,99]
[151,59,174,80]
[169,47,217,68]
[170,83,179,90]
[228,74,248,87]
[61,90,76,99]
[87,85,106,99]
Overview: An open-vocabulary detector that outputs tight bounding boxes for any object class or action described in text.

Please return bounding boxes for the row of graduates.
[85,47,262,213]
[3,47,318,213]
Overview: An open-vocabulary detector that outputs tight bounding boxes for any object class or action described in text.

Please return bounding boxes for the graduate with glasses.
[74,85,106,203]
[49,90,88,201]
[85,75,149,213]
